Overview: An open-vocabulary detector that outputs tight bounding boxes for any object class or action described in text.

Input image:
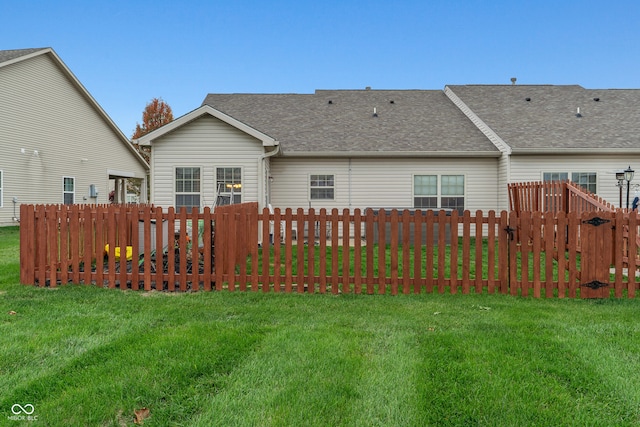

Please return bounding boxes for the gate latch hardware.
[504,226,515,241]
[582,217,610,227]
[581,280,609,290]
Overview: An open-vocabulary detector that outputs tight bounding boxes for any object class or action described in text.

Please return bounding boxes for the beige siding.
[509,154,640,208]
[150,115,265,210]
[497,153,510,210]
[270,157,500,212]
[0,53,147,226]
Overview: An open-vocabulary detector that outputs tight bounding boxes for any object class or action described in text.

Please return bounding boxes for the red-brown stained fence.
[508,180,618,215]
[19,203,640,298]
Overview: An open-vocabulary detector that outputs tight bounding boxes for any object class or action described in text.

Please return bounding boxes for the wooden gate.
[578,213,614,298]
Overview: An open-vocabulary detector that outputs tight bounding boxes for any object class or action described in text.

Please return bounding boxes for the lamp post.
[625,166,635,209]
[616,171,625,208]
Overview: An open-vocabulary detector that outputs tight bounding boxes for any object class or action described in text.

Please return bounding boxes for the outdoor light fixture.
[625,166,635,209]
[225,183,242,205]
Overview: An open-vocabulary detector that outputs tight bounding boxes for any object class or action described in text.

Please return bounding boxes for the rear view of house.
[137,89,502,214]
[0,48,148,226]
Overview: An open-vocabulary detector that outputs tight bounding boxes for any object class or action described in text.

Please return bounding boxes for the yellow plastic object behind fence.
[104,244,133,261]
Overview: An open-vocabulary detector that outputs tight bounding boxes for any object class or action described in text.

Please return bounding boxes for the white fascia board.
[135,104,278,147]
[279,150,501,158]
[444,86,512,155]
[513,148,640,155]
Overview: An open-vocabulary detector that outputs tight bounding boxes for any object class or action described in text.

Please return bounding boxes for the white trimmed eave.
[444,86,512,155]
[135,104,278,147]
[513,147,640,155]
[5,48,150,169]
[279,150,501,158]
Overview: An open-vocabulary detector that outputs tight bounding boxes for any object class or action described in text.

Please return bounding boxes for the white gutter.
[279,150,501,158]
[513,148,640,155]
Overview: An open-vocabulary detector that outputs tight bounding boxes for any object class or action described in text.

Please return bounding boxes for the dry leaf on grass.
[134,407,150,424]
[8,311,17,315]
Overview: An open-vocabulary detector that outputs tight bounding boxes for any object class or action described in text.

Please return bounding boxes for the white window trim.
[63,176,75,205]
[174,166,202,210]
[412,173,466,210]
[0,170,3,208]
[309,173,336,201]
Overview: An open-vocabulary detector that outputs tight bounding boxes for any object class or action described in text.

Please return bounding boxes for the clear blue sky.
[2,0,639,137]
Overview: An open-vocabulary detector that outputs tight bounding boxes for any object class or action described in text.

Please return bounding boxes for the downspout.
[348,158,352,209]
[260,143,280,207]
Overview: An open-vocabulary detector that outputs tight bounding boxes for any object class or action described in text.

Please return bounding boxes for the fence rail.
[19,203,640,298]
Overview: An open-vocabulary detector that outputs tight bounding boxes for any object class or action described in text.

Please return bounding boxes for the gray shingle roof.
[202,90,499,155]
[447,84,640,152]
[0,48,48,64]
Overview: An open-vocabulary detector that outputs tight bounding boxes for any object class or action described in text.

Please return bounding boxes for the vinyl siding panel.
[497,153,510,210]
[0,53,147,226]
[270,157,500,212]
[150,115,265,210]
[509,154,640,208]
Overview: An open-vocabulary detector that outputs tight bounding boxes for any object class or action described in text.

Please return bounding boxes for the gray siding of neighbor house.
[150,115,265,210]
[0,52,147,226]
[269,157,500,213]
[509,155,640,208]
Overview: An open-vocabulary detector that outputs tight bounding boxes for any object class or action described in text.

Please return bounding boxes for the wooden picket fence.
[508,180,618,215]
[19,203,640,298]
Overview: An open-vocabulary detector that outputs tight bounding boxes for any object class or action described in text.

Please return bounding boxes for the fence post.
[499,211,509,294]
[19,204,35,285]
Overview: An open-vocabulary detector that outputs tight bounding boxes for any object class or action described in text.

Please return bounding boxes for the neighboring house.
[137,85,640,214]
[137,90,501,214]
[0,48,148,226]
[445,84,640,209]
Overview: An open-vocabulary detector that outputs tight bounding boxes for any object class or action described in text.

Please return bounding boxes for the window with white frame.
[571,172,597,193]
[0,170,3,208]
[413,174,465,214]
[441,175,465,214]
[543,171,596,193]
[413,175,437,209]
[542,172,569,182]
[63,176,75,205]
[310,174,334,200]
[216,167,242,205]
[175,167,201,211]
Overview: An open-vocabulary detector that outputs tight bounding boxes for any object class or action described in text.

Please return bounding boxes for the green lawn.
[2,226,640,426]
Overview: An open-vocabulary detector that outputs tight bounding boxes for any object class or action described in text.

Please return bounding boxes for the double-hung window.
[175,167,201,211]
[216,167,242,205]
[310,174,335,200]
[63,177,75,205]
[413,175,437,209]
[441,175,465,214]
[413,174,465,214]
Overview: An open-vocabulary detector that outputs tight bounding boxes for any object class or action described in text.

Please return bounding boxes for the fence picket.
[462,210,471,294]
[354,208,363,294]
[342,209,351,294]
[307,208,316,294]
